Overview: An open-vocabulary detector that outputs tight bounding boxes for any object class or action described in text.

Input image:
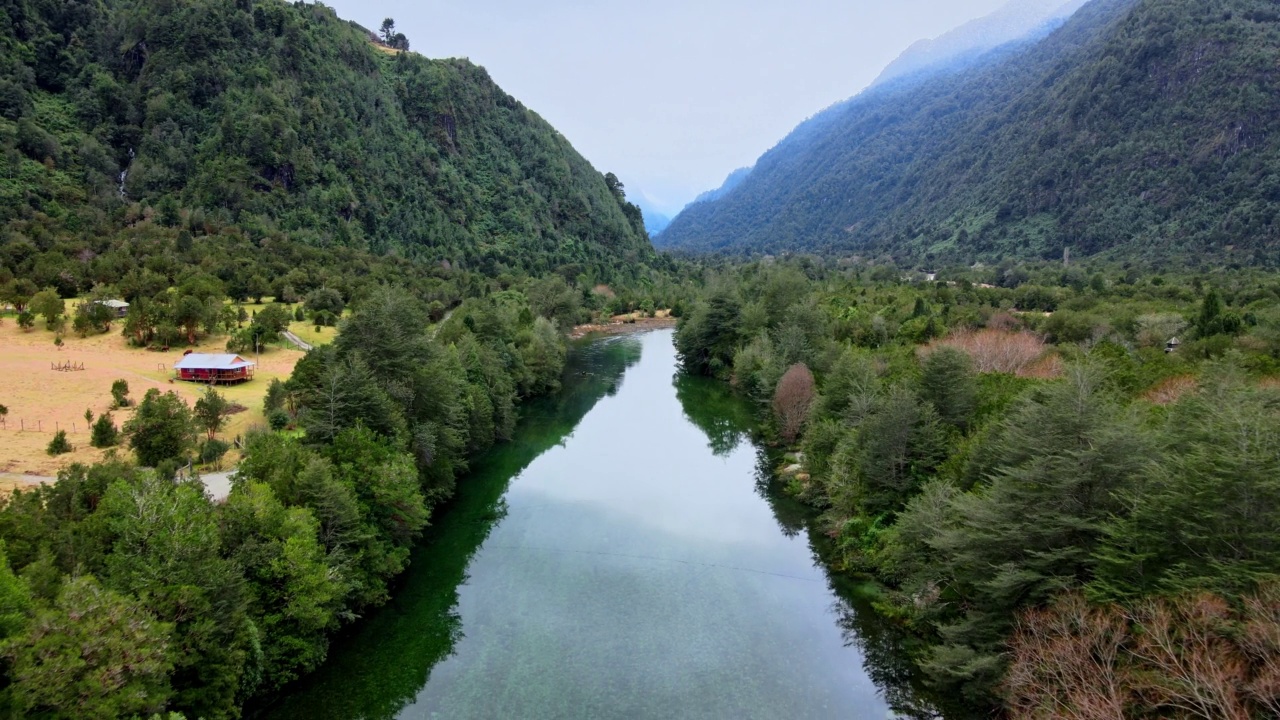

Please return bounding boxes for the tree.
[90,413,118,448]
[919,367,1151,696]
[1,278,37,311]
[919,347,977,431]
[28,288,63,330]
[1093,374,1280,598]
[772,363,815,443]
[379,17,396,43]
[7,576,173,719]
[110,379,130,408]
[675,284,742,376]
[97,474,250,717]
[220,482,345,692]
[193,388,230,440]
[17,310,34,330]
[46,430,71,456]
[304,288,344,319]
[125,390,197,467]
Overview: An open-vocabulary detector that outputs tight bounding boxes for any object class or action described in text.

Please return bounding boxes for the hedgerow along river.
[260,329,942,719]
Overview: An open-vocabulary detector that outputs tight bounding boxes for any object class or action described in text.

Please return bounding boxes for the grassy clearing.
[0,314,303,476]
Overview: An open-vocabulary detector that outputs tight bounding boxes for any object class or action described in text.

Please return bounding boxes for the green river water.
[261,329,941,719]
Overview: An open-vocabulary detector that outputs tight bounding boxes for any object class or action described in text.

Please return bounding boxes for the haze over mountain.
[658,0,1280,266]
[874,0,1090,86]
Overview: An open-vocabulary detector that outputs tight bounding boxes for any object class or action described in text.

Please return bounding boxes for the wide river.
[261,329,941,719]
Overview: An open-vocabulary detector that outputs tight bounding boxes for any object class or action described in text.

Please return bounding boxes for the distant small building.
[95,299,130,318]
[175,353,256,384]
[1165,337,1181,354]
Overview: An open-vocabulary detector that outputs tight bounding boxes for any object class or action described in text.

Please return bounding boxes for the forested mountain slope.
[873,0,1087,87]
[0,0,653,282]
[659,0,1280,266]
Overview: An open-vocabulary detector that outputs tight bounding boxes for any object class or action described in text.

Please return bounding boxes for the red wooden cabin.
[174,353,256,384]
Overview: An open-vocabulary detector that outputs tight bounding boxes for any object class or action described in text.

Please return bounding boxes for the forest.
[0,283,604,718]
[674,257,1280,718]
[0,0,657,281]
[659,0,1280,268]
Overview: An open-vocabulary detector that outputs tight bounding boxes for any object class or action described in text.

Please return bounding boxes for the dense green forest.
[659,0,1280,267]
[0,285,594,718]
[675,258,1280,718]
[0,0,658,284]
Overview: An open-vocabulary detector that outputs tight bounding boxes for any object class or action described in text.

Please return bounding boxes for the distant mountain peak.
[874,0,1089,86]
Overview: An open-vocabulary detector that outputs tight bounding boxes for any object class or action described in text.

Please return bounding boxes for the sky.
[322,0,1011,216]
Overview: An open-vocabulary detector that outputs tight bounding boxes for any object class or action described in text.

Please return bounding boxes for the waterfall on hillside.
[118,148,135,201]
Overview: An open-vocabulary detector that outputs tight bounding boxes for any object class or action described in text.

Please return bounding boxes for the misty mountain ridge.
[658,0,1280,266]
[874,0,1091,86]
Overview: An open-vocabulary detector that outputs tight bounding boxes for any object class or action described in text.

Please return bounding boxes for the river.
[261,329,942,719]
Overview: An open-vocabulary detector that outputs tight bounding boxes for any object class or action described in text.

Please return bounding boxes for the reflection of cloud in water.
[509,332,797,551]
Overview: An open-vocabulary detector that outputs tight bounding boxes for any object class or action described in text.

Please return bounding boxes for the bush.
[46,430,72,456]
[267,408,291,431]
[90,413,119,448]
[110,379,130,408]
[772,363,815,443]
[199,438,230,466]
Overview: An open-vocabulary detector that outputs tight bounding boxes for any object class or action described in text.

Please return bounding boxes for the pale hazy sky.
[322,0,1010,215]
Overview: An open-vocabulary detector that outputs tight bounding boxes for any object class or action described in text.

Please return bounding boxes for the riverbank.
[570,314,677,339]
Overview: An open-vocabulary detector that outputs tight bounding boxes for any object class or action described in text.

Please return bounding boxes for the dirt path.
[282,330,313,351]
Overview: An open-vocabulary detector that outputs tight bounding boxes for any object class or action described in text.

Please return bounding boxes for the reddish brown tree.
[1005,586,1280,720]
[772,363,815,443]
[1004,592,1130,720]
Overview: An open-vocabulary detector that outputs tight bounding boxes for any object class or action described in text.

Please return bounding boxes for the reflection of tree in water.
[752,449,807,539]
[258,335,644,720]
[673,372,757,456]
[831,587,947,720]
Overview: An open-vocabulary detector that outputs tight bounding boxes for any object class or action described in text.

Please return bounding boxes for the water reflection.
[262,330,947,719]
[256,335,643,719]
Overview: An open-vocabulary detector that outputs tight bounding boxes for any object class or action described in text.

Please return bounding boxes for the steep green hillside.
[0,0,653,283]
[659,0,1280,267]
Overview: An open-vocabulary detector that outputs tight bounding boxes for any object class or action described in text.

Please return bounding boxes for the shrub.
[90,413,119,448]
[772,363,815,443]
[927,329,1054,377]
[110,379,130,408]
[199,438,230,467]
[267,408,290,431]
[46,430,71,456]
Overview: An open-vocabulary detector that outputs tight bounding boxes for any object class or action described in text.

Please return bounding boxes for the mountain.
[659,0,1280,266]
[631,196,672,236]
[874,0,1089,86]
[689,167,753,206]
[0,0,653,282]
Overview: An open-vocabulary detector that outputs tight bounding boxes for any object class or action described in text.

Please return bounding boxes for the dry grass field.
[0,317,304,476]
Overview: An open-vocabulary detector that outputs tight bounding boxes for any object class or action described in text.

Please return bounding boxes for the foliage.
[125,390,197,467]
[90,413,118,449]
[193,389,231,440]
[6,576,172,719]
[772,363,815,443]
[110,379,131,409]
[676,257,1280,713]
[1005,586,1280,719]
[660,0,1280,268]
[0,0,657,287]
[44,430,70,456]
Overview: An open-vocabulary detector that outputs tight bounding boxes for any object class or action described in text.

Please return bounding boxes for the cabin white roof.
[174,353,255,370]
[96,299,130,309]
